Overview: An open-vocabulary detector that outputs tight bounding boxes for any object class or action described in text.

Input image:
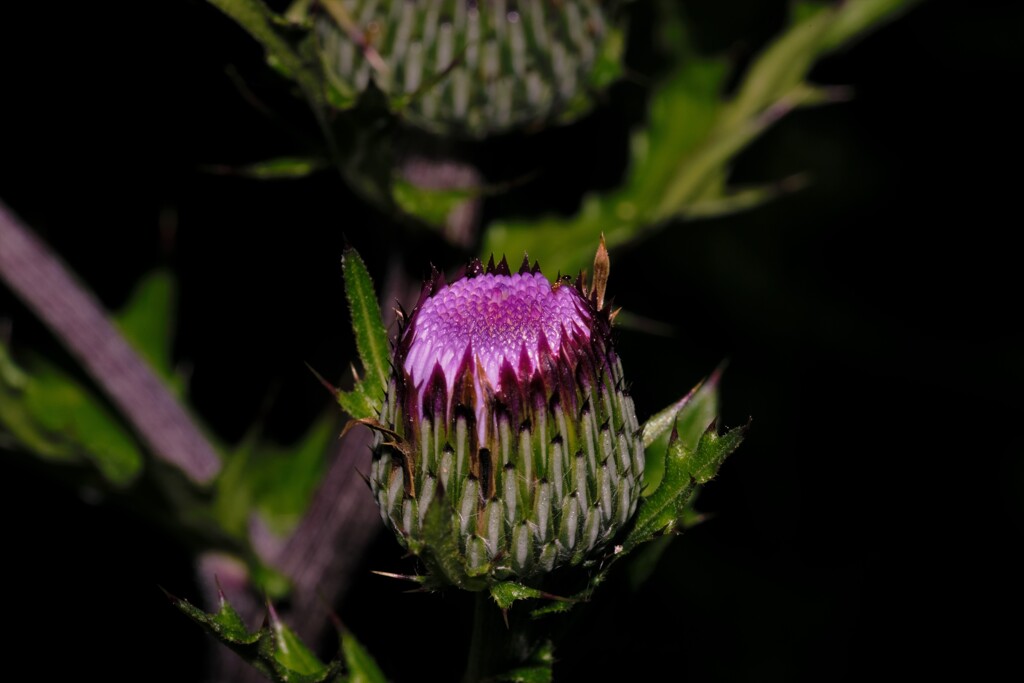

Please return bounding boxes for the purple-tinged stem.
[0,199,221,483]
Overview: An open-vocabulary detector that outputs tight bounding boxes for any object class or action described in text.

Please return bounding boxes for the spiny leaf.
[265,602,328,677]
[626,420,747,550]
[170,591,342,683]
[168,589,259,646]
[336,385,377,422]
[687,421,747,486]
[489,582,546,611]
[641,368,721,494]
[340,248,390,418]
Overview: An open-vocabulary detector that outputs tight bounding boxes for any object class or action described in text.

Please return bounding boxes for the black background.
[2,1,1021,680]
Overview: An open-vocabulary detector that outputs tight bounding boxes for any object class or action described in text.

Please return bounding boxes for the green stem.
[462,591,492,683]
[462,590,554,683]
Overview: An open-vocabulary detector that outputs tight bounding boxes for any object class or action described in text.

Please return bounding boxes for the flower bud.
[314,0,614,137]
[369,255,643,589]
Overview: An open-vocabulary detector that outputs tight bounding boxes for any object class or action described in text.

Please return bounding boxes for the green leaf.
[170,591,341,683]
[555,24,626,126]
[641,368,721,494]
[642,383,701,449]
[336,386,377,422]
[391,179,477,231]
[674,372,721,453]
[0,343,144,485]
[215,411,338,540]
[492,641,555,683]
[169,589,259,646]
[626,420,747,551]
[203,156,330,180]
[265,606,328,677]
[482,56,727,276]
[489,582,546,611]
[339,627,388,683]
[204,0,326,109]
[820,0,924,52]
[481,0,921,277]
[114,269,177,385]
[339,248,390,418]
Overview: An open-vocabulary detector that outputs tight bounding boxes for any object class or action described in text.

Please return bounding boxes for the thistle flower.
[314,0,617,137]
[369,250,643,589]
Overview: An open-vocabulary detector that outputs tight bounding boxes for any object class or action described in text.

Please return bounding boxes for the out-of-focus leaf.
[215,411,338,539]
[339,626,388,683]
[819,0,923,51]
[482,0,922,277]
[624,535,674,591]
[204,156,330,180]
[556,25,626,125]
[115,269,177,385]
[483,56,726,275]
[391,179,477,231]
[0,343,143,485]
[338,248,390,419]
[170,590,341,683]
[492,641,555,683]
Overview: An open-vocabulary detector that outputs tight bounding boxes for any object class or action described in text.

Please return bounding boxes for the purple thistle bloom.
[370,256,643,589]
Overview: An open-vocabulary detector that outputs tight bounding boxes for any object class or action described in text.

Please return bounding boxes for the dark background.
[2,1,1021,680]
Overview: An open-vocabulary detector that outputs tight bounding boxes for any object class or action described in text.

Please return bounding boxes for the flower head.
[370,254,643,589]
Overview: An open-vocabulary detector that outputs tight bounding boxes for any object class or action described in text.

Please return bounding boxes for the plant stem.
[463,591,492,683]
[463,590,551,683]
[0,199,222,483]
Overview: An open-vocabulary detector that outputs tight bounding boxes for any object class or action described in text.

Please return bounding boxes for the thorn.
[502,608,510,629]
[340,417,402,442]
[214,574,227,605]
[370,570,428,584]
[538,590,577,603]
[592,233,609,311]
[707,359,729,389]
[265,597,281,626]
[158,585,181,606]
[609,306,622,323]
[304,362,339,397]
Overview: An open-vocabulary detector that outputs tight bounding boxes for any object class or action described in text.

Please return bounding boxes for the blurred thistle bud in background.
[368,243,643,589]
[313,0,620,137]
